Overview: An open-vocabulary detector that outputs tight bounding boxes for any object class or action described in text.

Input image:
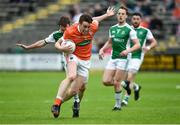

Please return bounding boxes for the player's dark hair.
[132,12,142,18]
[79,14,93,24]
[58,16,70,27]
[119,6,129,15]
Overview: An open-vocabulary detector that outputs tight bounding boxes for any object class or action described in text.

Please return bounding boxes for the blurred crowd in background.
[68,0,179,40]
[0,0,179,53]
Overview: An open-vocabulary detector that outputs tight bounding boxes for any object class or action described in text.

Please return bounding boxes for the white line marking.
[176,85,180,89]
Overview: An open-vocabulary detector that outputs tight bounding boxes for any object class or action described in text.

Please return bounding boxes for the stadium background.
[0,0,180,124]
[0,0,180,71]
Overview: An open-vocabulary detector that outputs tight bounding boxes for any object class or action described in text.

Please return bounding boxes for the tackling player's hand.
[142,46,151,53]
[106,7,116,17]
[120,50,129,56]
[16,43,28,49]
[99,49,105,60]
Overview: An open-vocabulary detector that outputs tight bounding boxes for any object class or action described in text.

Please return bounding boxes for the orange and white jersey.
[63,20,99,60]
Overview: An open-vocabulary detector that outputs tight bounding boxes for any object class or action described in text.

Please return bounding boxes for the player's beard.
[133,22,140,28]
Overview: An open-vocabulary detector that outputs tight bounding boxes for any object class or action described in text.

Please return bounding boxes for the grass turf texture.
[0,71,180,124]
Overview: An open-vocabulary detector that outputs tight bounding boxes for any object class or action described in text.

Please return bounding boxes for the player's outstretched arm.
[16,40,46,50]
[99,38,112,60]
[92,7,116,22]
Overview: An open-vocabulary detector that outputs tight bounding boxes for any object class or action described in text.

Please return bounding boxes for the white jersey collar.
[117,23,127,27]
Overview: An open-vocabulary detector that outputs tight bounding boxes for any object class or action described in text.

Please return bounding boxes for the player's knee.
[102,79,112,86]
[67,74,77,82]
[69,89,78,96]
[113,80,120,88]
[79,85,86,92]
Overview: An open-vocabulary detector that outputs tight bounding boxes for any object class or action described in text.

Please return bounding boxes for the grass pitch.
[0,71,180,124]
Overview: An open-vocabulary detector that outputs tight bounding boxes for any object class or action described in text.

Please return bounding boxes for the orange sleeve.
[63,28,72,40]
[90,20,99,33]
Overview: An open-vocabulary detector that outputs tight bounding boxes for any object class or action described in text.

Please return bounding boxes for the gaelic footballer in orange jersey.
[53,7,116,118]
[63,20,99,60]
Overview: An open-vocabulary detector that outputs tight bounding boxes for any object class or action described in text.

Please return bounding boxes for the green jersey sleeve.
[44,31,63,43]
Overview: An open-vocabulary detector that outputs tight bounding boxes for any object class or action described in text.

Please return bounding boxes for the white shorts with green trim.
[106,58,128,70]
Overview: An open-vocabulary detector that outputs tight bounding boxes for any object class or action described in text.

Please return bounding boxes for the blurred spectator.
[83,4,94,16]
[164,0,175,10]
[140,16,150,28]
[172,0,180,20]
[149,14,165,39]
[68,5,76,20]
[139,0,152,16]
[106,0,118,6]
[136,0,146,2]
[10,0,30,3]
[125,1,136,14]
[156,5,166,15]
[93,3,105,17]
[133,0,152,16]
[72,5,82,23]
[176,24,180,42]
[68,4,82,23]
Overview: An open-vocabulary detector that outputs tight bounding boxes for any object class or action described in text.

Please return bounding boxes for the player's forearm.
[127,41,140,53]
[93,14,109,22]
[148,39,157,49]
[55,42,63,51]
[55,38,64,51]
[93,7,115,22]
[26,40,46,49]
[101,41,112,51]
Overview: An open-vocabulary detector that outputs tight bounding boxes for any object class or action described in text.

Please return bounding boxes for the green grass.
[0,71,180,124]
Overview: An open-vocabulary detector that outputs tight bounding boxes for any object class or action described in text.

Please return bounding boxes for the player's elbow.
[68,74,77,82]
[154,40,158,47]
[55,42,61,50]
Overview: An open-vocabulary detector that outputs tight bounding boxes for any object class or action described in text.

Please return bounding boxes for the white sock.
[56,95,63,101]
[133,82,139,91]
[114,91,122,108]
[121,81,126,87]
[74,94,80,103]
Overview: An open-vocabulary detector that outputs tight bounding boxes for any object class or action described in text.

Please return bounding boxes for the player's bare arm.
[143,38,157,53]
[16,40,46,50]
[55,39,73,53]
[99,38,112,60]
[92,7,116,22]
[120,39,140,56]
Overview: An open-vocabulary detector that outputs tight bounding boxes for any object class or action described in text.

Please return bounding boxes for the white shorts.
[106,58,128,70]
[127,58,143,73]
[63,54,90,83]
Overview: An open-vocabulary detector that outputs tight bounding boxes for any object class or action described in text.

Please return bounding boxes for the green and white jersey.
[109,23,137,59]
[44,31,63,43]
[131,26,154,59]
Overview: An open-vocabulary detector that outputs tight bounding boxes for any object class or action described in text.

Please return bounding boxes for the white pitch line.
[176,85,180,89]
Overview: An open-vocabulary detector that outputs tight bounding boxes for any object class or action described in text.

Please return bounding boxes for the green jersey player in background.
[16,16,70,50]
[99,6,140,110]
[121,12,157,106]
